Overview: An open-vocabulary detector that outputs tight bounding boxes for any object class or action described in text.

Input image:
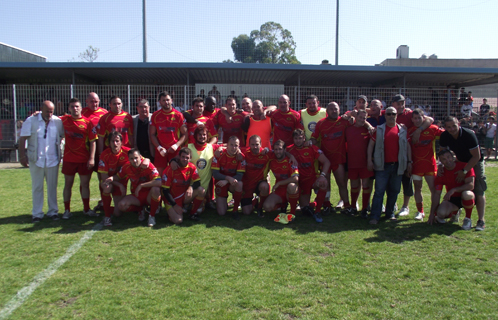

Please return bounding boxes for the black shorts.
[448,196,463,209]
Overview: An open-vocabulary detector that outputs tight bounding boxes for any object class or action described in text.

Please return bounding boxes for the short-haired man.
[162,148,205,224]
[117,149,162,227]
[60,98,98,219]
[218,97,247,146]
[150,91,186,176]
[203,96,220,127]
[133,99,155,162]
[300,95,326,140]
[407,108,444,221]
[428,150,475,230]
[182,97,218,145]
[242,100,275,149]
[211,136,245,219]
[287,129,330,222]
[479,98,490,120]
[262,139,300,223]
[366,99,385,127]
[97,96,134,155]
[268,95,303,147]
[439,116,486,231]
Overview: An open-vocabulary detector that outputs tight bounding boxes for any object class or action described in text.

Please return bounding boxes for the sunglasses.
[386,113,397,116]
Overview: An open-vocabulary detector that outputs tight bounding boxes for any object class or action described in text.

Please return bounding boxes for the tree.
[230,22,300,64]
[78,45,100,62]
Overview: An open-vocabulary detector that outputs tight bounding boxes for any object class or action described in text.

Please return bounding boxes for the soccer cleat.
[320,206,332,216]
[62,210,72,220]
[435,216,446,224]
[360,209,369,219]
[475,220,485,231]
[189,214,202,222]
[449,209,460,223]
[47,214,60,221]
[84,209,99,217]
[138,209,146,222]
[228,199,235,207]
[462,217,472,230]
[301,206,314,217]
[398,206,409,216]
[336,199,344,209]
[312,212,323,223]
[93,200,104,212]
[414,212,425,221]
[148,215,156,227]
[103,217,112,227]
[257,208,264,218]
[32,216,42,223]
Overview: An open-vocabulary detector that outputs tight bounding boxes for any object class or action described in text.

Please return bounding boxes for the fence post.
[12,84,18,161]
[447,89,451,118]
[70,84,73,98]
[127,85,131,113]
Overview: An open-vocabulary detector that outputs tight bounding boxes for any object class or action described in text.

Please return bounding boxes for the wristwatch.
[462,169,468,174]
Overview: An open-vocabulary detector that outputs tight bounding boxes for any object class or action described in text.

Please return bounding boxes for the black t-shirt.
[439,127,480,163]
[136,117,152,159]
[480,104,490,116]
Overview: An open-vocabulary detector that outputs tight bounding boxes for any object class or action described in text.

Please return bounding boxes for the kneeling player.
[263,140,300,223]
[117,149,162,227]
[428,150,475,230]
[211,136,245,219]
[162,148,206,224]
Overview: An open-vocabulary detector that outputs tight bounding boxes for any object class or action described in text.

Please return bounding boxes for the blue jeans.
[371,163,403,221]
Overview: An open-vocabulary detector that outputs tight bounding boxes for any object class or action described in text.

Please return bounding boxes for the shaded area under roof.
[1,62,498,88]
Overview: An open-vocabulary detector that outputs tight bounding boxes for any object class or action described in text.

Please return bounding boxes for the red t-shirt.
[269,109,303,147]
[408,124,444,176]
[241,147,273,186]
[161,162,200,197]
[218,112,247,145]
[345,125,371,169]
[150,108,184,149]
[117,161,161,194]
[212,150,246,177]
[61,115,97,163]
[435,162,475,197]
[98,146,131,177]
[286,144,321,178]
[82,107,108,127]
[203,108,220,128]
[98,111,134,148]
[311,117,350,165]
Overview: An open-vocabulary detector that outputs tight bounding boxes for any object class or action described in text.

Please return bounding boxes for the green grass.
[0,164,497,319]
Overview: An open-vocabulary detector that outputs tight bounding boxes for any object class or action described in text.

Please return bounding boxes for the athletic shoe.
[321,206,333,216]
[257,208,264,218]
[435,216,446,224]
[336,199,344,209]
[414,212,425,221]
[312,212,323,223]
[369,219,378,225]
[93,200,103,212]
[382,204,386,213]
[32,216,42,223]
[475,220,485,231]
[138,209,146,222]
[360,209,369,219]
[398,206,409,216]
[62,210,72,220]
[232,211,240,220]
[341,207,354,216]
[189,214,201,222]
[197,207,203,214]
[148,215,156,227]
[302,206,314,217]
[228,199,235,207]
[449,209,460,223]
[103,217,112,227]
[83,209,99,217]
[462,217,472,230]
[47,214,60,221]
[206,201,216,210]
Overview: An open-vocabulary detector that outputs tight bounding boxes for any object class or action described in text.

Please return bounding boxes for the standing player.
[407,109,444,221]
[287,129,330,222]
[300,95,326,140]
[268,94,303,147]
[150,91,186,176]
[218,97,247,146]
[262,140,300,223]
[242,100,275,149]
[161,148,206,224]
[182,97,218,144]
[345,109,374,218]
[428,150,475,230]
[117,149,162,227]
[211,136,245,219]
[203,96,220,127]
[60,98,98,219]
[97,96,134,155]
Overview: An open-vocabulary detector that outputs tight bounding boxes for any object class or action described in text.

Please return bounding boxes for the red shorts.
[273,186,288,202]
[62,161,93,176]
[242,180,269,198]
[154,149,179,169]
[412,161,437,177]
[165,192,185,210]
[112,181,127,196]
[215,181,231,198]
[135,188,151,206]
[299,176,317,195]
[93,153,101,173]
[348,167,374,180]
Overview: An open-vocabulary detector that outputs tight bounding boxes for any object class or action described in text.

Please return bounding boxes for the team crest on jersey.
[78,124,85,129]
[423,131,429,135]
[286,117,291,121]
[124,118,129,121]
[282,165,287,169]
[308,122,317,132]
[304,152,309,156]
[232,160,237,164]
[197,159,207,170]
[119,156,125,161]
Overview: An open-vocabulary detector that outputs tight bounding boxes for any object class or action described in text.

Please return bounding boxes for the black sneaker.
[280,202,289,214]
[47,214,60,221]
[190,214,202,222]
[360,209,369,219]
[93,200,104,212]
[320,206,333,216]
[341,207,354,216]
[257,208,264,218]
[232,211,240,220]
[32,216,42,223]
[302,205,314,217]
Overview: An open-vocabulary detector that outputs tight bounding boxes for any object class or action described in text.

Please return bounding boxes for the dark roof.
[1,62,498,87]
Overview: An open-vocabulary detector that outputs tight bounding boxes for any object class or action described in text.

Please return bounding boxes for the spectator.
[484,116,496,160]
[479,98,490,120]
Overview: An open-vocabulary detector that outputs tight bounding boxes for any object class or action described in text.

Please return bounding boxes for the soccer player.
[268,94,303,147]
[242,100,275,149]
[262,140,300,222]
[60,98,98,219]
[300,95,326,140]
[117,149,162,227]
[407,108,444,221]
[218,97,247,146]
[182,97,218,144]
[240,135,272,217]
[428,150,475,230]
[161,148,206,224]
[287,129,329,222]
[211,136,245,219]
[150,91,186,176]
[345,109,374,218]
[97,96,134,156]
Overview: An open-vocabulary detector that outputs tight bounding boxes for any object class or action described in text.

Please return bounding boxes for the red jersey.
[212,150,246,177]
[266,156,299,188]
[117,161,161,194]
[98,146,131,177]
[185,111,218,144]
[161,162,200,197]
[218,112,247,145]
[98,111,134,148]
[241,147,273,185]
[286,144,321,178]
[435,162,475,197]
[408,124,444,176]
[61,115,97,163]
[311,117,350,165]
[82,107,108,127]
[150,108,184,149]
[203,108,220,128]
[270,109,303,146]
[345,125,371,169]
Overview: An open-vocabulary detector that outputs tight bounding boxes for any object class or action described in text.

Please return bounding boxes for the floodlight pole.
[143,0,147,62]
[335,0,339,65]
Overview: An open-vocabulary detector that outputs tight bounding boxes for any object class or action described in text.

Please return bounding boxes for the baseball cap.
[392,94,405,103]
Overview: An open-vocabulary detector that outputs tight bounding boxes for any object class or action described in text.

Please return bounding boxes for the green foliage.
[231,22,300,64]
[78,45,100,63]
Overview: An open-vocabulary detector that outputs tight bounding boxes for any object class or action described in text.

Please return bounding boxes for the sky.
[1,0,497,66]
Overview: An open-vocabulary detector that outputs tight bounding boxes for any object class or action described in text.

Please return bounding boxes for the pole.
[335,0,339,65]
[143,0,147,62]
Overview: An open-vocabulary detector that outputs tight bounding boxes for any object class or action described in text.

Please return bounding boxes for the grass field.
[0,163,497,319]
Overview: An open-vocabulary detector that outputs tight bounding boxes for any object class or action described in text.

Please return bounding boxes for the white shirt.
[486,123,496,138]
[461,104,472,117]
[20,114,60,168]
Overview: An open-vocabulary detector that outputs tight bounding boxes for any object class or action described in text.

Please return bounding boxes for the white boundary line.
[0,222,103,320]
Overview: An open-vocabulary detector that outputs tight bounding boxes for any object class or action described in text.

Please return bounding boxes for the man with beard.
[242,100,275,149]
[300,95,326,141]
[182,97,218,145]
[218,97,247,146]
[97,96,134,155]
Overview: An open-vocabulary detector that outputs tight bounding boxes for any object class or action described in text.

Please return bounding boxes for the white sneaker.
[449,209,461,223]
[398,207,409,216]
[462,217,472,230]
[336,200,344,209]
[414,211,425,221]
[83,209,99,217]
[148,215,156,227]
[62,210,72,220]
[138,209,146,222]
[435,216,446,224]
[103,217,112,227]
